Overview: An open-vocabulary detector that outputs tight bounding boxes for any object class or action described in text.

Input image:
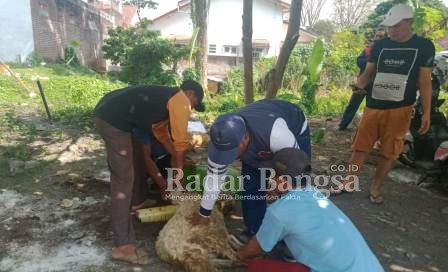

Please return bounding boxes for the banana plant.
[307,39,325,82]
[301,39,325,114]
[189,27,200,67]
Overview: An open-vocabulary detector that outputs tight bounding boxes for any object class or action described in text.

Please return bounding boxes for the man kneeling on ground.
[237,148,384,272]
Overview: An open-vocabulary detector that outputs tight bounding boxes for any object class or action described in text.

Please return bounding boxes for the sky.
[141,0,448,21]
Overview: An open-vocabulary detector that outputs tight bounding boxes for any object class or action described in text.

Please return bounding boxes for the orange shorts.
[352,106,413,160]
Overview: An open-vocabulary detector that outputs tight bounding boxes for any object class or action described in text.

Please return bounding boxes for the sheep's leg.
[208,252,244,269]
[184,256,215,272]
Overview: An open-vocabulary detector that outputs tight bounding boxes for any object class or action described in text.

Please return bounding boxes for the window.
[209,44,216,54]
[223,45,238,55]
[252,48,265,59]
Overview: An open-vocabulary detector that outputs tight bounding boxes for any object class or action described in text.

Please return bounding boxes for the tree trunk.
[136,9,141,22]
[265,0,303,99]
[191,0,209,88]
[242,0,254,104]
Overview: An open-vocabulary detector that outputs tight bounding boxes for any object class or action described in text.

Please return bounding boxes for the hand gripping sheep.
[155,192,242,272]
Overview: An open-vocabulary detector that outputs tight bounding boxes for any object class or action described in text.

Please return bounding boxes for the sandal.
[369,193,384,204]
[330,183,354,196]
[112,248,152,265]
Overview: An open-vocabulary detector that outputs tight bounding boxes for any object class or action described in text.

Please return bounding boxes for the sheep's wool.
[156,192,238,272]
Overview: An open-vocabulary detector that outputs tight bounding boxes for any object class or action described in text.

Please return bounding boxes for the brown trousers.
[94,117,149,247]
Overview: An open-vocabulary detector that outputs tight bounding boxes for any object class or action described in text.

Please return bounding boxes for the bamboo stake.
[0,58,36,97]
[36,80,52,122]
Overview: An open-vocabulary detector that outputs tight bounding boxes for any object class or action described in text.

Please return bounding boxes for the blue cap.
[208,114,247,165]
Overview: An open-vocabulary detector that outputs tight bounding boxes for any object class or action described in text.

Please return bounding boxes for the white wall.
[149,0,284,57]
[208,0,283,57]
[252,0,284,57]
[207,0,243,54]
[149,8,192,36]
[0,0,34,63]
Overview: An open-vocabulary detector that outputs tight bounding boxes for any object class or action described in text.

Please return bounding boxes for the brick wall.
[30,0,112,71]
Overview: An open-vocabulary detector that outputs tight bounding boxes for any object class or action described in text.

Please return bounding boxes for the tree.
[301,0,327,28]
[102,20,189,85]
[242,0,254,104]
[265,0,304,99]
[328,29,366,73]
[333,0,380,28]
[413,5,447,48]
[362,0,448,47]
[310,19,336,41]
[191,0,210,88]
[362,0,409,32]
[123,0,158,22]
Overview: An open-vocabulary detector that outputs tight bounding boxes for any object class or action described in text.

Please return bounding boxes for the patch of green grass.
[12,64,97,79]
[314,87,358,117]
[2,65,364,127]
[198,87,357,124]
[1,143,33,161]
[311,128,326,145]
[0,76,30,105]
[1,65,126,124]
[39,75,125,121]
[1,112,37,136]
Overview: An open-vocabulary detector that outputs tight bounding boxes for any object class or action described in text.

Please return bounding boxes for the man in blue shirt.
[237,148,384,272]
[190,100,311,237]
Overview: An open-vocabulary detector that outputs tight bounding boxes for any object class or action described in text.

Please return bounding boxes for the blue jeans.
[339,93,365,130]
[297,126,312,161]
[241,163,266,235]
[241,129,312,235]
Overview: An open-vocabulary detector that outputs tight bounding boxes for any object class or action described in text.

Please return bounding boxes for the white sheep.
[155,192,240,272]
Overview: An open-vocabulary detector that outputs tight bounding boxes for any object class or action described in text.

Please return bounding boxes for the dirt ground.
[1,106,448,272]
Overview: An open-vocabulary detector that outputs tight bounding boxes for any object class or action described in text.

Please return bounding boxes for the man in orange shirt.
[94,80,205,264]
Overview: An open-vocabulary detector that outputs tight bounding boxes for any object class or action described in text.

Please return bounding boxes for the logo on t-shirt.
[383,58,406,66]
[372,48,418,102]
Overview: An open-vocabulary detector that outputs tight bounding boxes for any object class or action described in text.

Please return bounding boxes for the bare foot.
[131,199,157,212]
[112,244,135,258]
[112,244,151,265]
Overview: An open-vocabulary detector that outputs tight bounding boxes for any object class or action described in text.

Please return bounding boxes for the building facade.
[30,0,113,71]
[0,0,137,71]
[149,0,316,77]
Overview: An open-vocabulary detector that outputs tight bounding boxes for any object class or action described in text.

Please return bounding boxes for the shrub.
[221,67,244,94]
[25,51,44,67]
[324,29,365,87]
[182,68,200,81]
[63,47,80,67]
[41,76,125,120]
[102,20,189,85]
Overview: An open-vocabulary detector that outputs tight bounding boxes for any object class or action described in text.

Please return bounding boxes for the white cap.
[381,4,414,26]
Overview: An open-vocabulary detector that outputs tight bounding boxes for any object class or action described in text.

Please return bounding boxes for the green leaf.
[307,39,325,82]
